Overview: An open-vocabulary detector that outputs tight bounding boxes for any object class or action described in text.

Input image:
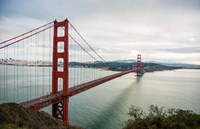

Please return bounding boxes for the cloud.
[0,0,200,64]
[158,47,200,54]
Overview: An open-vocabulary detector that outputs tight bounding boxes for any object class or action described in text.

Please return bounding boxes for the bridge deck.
[20,68,138,109]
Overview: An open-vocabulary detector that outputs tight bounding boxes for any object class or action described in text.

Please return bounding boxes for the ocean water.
[0,65,200,129]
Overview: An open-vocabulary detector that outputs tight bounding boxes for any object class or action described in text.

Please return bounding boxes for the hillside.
[0,103,84,129]
[69,62,179,72]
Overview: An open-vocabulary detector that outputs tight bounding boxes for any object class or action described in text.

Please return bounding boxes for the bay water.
[0,65,200,129]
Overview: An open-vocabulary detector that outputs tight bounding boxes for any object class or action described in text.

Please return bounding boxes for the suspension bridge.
[0,19,143,125]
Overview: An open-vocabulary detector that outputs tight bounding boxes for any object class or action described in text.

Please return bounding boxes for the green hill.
[69,62,179,72]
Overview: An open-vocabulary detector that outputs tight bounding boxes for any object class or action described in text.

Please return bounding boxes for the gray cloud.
[0,0,200,64]
[157,47,200,54]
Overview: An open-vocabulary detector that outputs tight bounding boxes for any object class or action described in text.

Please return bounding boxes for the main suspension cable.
[0,21,53,45]
[69,22,106,62]
[68,34,98,62]
[0,25,53,49]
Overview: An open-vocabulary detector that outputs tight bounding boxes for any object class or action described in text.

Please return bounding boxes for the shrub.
[124,105,200,129]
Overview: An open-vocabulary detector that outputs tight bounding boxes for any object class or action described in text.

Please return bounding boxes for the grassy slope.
[0,103,84,129]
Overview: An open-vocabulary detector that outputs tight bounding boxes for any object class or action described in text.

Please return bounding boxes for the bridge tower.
[52,19,69,125]
[136,54,142,76]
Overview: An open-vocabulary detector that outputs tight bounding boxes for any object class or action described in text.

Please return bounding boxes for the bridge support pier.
[52,19,69,125]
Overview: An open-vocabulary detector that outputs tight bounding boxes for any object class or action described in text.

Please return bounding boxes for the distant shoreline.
[1,58,199,74]
[1,63,199,74]
[0,63,51,67]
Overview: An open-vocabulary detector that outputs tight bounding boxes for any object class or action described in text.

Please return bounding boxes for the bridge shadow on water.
[87,77,141,129]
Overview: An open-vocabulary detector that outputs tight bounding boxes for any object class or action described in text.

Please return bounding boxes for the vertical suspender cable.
[49,24,51,93]
[81,38,83,83]
[3,46,5,102]
[84,40,86,83]
[14,39,16,102]
[16,39,19,102]
[22,35,25,101]
[79,37,81,84]
[76,37,78,85]
[73,31,75,86]
[36,33,38,97]
[43,28,45,95]
[30,34,32,99]
[34,34,36,97]
[5,47,7,101]
[27,38,28,101]
[78,38,80,84]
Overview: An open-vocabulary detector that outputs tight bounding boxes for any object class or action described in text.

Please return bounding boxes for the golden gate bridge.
[0,19,143,125]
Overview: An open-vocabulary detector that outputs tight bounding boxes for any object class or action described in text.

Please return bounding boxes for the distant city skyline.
[0,0,200,64]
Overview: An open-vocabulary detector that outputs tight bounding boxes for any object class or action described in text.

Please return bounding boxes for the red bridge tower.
[136,54,142,76]
[52,19,69,125]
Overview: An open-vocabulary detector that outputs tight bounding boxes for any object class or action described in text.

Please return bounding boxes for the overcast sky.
[0,0,200,64]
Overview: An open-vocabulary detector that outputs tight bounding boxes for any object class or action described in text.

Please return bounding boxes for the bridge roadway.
[20,67,139,110]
